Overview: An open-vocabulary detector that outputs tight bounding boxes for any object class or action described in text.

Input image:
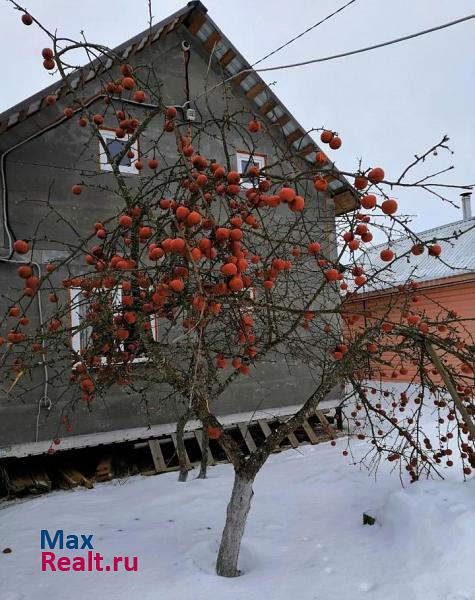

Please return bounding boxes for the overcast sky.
[0,0,473,232]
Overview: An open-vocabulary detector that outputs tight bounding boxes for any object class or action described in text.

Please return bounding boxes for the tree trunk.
[176,410,190,482]
[198,426,209,479]
[216,470,254,577]
[425,341,475,439]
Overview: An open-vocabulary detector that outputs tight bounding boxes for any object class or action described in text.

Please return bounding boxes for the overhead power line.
[251,0,358,68]
[253,13,475,73]
[192,13,475,102]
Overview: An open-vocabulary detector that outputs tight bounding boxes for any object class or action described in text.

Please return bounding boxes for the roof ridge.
[0,1,358,213]
[0,3,196,123]
[369,216,475,251]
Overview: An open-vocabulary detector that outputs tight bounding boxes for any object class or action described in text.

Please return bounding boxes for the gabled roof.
[0,1,357,214]
[361,217,475,289]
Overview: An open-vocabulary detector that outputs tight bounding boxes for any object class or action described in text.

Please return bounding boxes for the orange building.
[347,197,475,382]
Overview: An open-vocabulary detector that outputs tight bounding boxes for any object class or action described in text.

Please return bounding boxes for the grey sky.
[1,0,473,232]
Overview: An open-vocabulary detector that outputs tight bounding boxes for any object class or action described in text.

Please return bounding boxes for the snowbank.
[0,438,473,600]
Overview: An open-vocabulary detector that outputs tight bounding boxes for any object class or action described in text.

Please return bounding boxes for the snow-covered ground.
[1,437,474,600]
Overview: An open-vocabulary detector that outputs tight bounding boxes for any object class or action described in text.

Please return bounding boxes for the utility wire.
[251,0,358,68]
[192,12,475,102]
[253,12,475,73]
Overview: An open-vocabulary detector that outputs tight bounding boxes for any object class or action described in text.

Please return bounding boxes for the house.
[347,193,475,382]
[0,1,356,460]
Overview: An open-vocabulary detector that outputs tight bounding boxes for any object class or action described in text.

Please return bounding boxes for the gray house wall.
[0,22,339,453]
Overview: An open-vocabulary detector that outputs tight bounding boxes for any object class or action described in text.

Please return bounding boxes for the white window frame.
[99,129,139,175]
[70,287,158,364]
[236,151,266,188]
[244,286,257,313]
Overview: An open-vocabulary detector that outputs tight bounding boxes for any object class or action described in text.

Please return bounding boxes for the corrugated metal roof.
[361,217,475,289]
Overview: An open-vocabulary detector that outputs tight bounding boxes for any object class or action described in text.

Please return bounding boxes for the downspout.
[0,122,68,440]
[0,257,49,441]
[0,94,191,442]
[0,106,103,441]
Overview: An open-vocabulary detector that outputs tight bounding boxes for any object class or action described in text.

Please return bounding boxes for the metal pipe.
[460,191,472,221]
[0,93,191,443]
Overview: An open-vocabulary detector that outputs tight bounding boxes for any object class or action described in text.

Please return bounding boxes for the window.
[70,287,93,354]
[244,286,257,313]
[70,287,158,362]
[99,129,138,174]
[236,152,266,188]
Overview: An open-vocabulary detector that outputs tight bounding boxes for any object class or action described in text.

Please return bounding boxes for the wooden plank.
[286,129,305,146]
[238,423,257,453]
[60,468,93,489]
[315,409,336,439]
[287,432,299,449]
[149,439,167,473]
[9,469,51,495]
[95,455,113,481]
[232,70,251,86]
[31,470,52,492]
[142,31,154,49]
[302,420,319,444]
[157,25,169,40]
[298,143,316,156]
[6,370,24,394]
[220,49,236,68]
[258,420,281,453]
[129,42,141,58]
[65,468,93,489]
[187,10,207,35]
[245,82,266,100]
[9,474,35,495]
[275,113,291,127]
[258,99,277,116]
[258,419,272,437]
[170,433,191,468]
[203,31,221,53]
[194,430,215,465]
[334,190,358,216]
[315,409,331,429]
[58,469,77,488]
[164,17,180,36]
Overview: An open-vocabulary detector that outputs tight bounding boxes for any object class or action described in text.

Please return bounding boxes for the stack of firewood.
[95,456,113,482]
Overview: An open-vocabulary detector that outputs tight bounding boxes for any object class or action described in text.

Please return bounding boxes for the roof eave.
[0,0,358,214]
[0,2,198,127]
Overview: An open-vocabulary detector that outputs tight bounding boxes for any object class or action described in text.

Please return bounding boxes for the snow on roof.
[361,217,475,289]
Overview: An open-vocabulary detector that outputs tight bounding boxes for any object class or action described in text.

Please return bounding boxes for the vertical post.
[460,192,472,221]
